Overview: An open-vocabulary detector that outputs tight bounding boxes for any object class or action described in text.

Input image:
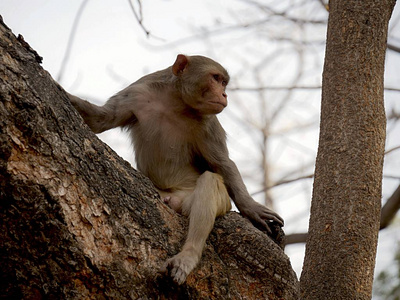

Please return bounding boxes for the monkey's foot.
[159,251,199,285]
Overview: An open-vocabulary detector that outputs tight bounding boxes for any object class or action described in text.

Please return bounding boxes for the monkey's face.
[182,71,229,115]
[202,73,228,114]
[172,54,230,116]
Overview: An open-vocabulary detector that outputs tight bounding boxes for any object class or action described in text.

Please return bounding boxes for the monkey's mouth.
[210,101,227,108]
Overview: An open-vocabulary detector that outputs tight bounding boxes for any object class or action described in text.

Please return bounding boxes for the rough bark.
[300,1,396,299]
[0,18,299,299]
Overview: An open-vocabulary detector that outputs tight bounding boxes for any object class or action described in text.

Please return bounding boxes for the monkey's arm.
[201,121,283,230]
[217,157,284,229]
[68,92,138,134]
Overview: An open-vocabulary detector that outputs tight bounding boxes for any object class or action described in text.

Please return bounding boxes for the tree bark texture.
[0,18,299,299]
[300,1,396,299]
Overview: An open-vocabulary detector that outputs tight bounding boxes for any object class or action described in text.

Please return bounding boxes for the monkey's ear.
[172,54,189,75]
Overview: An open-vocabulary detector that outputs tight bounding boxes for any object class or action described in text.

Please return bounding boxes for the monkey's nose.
[222,92,227,99]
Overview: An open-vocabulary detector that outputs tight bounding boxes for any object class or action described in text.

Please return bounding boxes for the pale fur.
[68,54,283,285]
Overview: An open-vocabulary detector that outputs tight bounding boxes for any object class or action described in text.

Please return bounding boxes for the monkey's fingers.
[264,214,284,227]
[260,209,284,227]
[158,261,169,275]
[159,255,192,285]
[246,213,273,234]
[170,264,188,285]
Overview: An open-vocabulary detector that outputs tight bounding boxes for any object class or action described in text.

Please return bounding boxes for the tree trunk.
[0,18,299,299]
[300,1,396,299]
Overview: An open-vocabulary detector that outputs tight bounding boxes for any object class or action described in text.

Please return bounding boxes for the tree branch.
[57,0,89,83]
[0,17,298,299]
[380,184,400,229]
[286,184,400,245]
[388,42,400,53]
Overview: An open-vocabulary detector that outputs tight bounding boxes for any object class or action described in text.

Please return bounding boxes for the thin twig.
[251,174,314,196]
[127,0,150,37]
[385,145,400,155]
[57,0,89,83]
[388,43,400,53]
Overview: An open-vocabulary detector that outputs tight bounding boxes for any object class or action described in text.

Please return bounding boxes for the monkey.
[68,54,284,285]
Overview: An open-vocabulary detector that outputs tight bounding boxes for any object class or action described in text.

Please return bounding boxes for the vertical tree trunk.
[300,1,396,299]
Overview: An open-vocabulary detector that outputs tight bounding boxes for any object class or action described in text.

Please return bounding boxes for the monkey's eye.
[212,74,220,82]
[222,80,228,87]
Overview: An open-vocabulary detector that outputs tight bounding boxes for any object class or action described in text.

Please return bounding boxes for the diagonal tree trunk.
[0,17,298,299]
[300,0,396,299]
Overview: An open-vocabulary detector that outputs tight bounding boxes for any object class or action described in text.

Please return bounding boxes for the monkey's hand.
[238,200,284,234]
[159,249,199,285]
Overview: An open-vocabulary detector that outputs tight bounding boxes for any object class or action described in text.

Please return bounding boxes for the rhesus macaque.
[68,54,284,285]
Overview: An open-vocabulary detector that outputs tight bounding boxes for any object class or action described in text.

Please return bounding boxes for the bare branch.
[388,43,400,53]
[380,185,400,229]
[239,0,327,25]
[126,0,164,41]
[387,110,400,120]
[270,41,305,123]
[384,175,400,180]
[57,0,89,83]
[385,145,400,155]
[384,86,400,92]
[251,174,314,196]
[286,184,400,245]
[317,0,330,12]
[127,0,150,37]
[285,233,308,245]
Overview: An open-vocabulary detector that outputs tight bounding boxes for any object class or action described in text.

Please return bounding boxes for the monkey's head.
[172,54,230,115]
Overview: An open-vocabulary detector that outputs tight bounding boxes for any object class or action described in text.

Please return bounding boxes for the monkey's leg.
[159,171,231,284]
